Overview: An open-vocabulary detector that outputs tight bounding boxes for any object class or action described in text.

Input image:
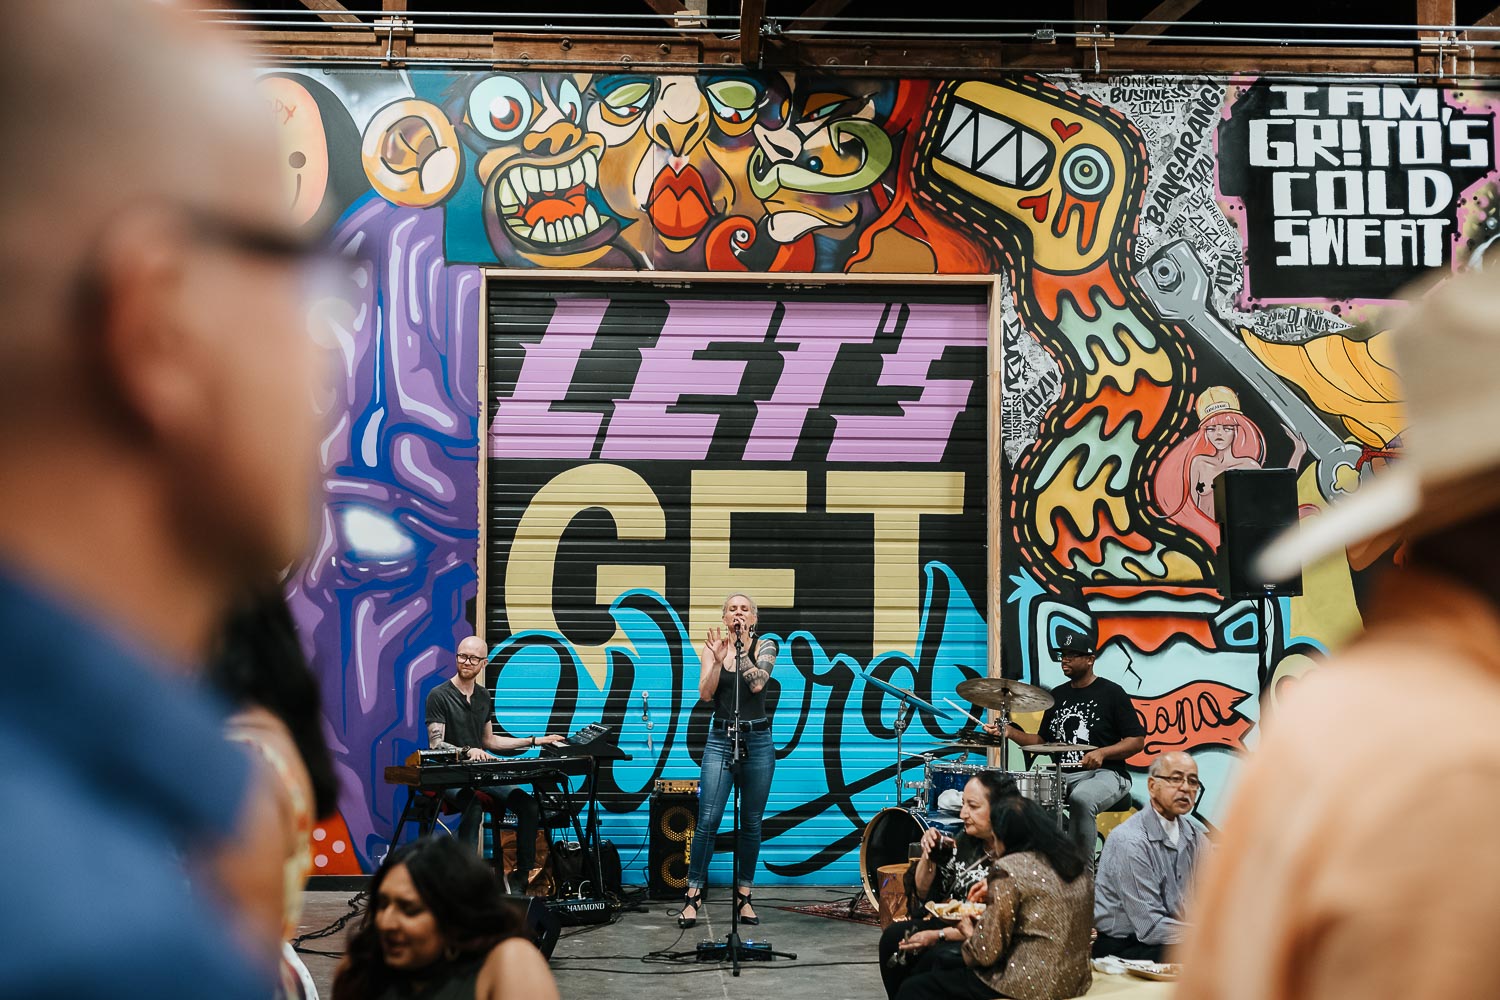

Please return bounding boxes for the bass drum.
[859,807,962,908]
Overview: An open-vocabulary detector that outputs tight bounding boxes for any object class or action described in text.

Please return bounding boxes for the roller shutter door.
[483,280,988,885]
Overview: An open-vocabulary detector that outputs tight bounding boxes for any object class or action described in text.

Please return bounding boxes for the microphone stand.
[694,624,796,975]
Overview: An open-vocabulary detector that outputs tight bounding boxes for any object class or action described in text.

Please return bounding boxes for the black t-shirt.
[425,680,491,749]
[711,637,778,723]
[905,831,994,905]
[1038,676,1145,773]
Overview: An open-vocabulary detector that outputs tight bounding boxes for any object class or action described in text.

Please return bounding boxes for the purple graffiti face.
[286,199,481,864]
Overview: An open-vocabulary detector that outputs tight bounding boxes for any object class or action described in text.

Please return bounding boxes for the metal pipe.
[199,17,732,37]
[205,15,1500,50]
[248,52,1500,81]
[189,9,740,21]
[772,15,1485,31]
[778,28,1500,48]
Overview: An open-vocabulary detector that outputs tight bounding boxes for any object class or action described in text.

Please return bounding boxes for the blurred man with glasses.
[0,1,334,996]
[425,634,564,891]
[1092,751,1211,961]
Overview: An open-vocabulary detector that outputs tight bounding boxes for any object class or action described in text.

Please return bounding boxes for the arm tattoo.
[744,639,778,691]
[427,722,458,752]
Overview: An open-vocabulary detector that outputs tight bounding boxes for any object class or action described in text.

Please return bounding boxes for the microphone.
[641,692,654,753]
[732,620,742,636]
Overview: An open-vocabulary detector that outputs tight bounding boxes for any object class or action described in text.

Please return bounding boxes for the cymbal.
[1022,742,1098,754]
[863,672,953,719]
[955,677,1054,714]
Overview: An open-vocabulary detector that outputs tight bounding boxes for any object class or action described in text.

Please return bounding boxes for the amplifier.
[648,787,698,899]
[653,778,700,795]
[502,893,561,959]
[546,895,617,927]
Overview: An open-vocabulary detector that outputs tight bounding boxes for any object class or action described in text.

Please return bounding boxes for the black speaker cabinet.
[647,791,698,899]
[1214,468,1303,599]
[502,893,561,959]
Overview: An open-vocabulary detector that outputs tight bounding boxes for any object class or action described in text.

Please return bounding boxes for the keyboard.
[541,722,631,761]
[384,755,595,790]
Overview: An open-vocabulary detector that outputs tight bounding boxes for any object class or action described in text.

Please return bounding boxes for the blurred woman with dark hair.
[889,772,1093,1000]
[332,836,558,1000]
[208,583,342,998]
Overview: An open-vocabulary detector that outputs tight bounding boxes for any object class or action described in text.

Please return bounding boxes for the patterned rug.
[775,894,881,926]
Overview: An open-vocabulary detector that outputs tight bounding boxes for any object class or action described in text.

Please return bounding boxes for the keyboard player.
[426,635,565,892]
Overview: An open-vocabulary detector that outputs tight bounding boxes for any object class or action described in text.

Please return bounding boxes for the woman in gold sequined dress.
[891,773,1093,1000]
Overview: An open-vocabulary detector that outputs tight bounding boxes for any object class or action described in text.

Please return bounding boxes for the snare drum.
[1010,769,1061,808]
[859,807,962,908]
[924,760,988,811]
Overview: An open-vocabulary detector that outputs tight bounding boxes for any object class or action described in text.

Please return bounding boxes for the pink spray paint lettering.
[487,297,986,462]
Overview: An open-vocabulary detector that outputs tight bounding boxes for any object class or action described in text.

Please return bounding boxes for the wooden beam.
[1476,4,1500,28]
[641,0,686,13]
[1074,0,1108,72]
[381,0,408,61]
[1417,0,1455,76]
[797,0,855,34]
[1126,0,1200,37]
[740,0,765,64]
[235,25,1500,78]
[1418,0,1455,25]
[297,0,361,26]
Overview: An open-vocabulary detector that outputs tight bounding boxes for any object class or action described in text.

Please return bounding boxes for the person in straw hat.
[1173,267,1500,999]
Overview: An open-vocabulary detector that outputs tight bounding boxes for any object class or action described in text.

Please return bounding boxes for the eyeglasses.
[70,203,365,328]
[455,654,486,665]
[181,207,325,261]
[1151,773,1203,791]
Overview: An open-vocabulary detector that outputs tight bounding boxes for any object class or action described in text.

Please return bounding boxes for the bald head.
[454,636,488,683]
[0,0,288,410]
[0,2,322,659]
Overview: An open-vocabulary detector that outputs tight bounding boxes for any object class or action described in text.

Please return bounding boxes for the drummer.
[995,623,1145,866]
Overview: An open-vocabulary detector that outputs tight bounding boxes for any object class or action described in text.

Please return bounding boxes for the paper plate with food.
[1125,962,1181,982]
[924,899,986,922]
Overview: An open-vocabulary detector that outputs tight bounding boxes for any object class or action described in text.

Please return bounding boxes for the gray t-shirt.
[425,680,491,748]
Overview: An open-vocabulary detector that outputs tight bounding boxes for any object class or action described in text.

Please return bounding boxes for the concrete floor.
[294,888,1173,999]
[296,886,886,1000]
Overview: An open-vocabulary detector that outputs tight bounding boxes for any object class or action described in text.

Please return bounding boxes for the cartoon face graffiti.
[258,73,367,229]
[921,79,1140,273]
[452,73,624,266]
[587,74,769,257]
[748,82,893,243]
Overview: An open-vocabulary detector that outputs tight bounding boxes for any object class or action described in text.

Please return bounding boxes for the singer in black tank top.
[679,592,779,929]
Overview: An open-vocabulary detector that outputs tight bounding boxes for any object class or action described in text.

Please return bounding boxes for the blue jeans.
[686,727,774,890]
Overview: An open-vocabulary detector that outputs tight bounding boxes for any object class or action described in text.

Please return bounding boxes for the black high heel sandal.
[679,890,704,929]
[735,890,760,926]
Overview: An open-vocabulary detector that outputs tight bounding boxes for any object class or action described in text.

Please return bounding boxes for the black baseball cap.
[1049,622,1098,657]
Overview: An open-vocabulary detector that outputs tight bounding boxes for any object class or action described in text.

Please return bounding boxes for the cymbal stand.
[892,700,920,806]
[995,691,1013,771]
[1050,752,1066,829]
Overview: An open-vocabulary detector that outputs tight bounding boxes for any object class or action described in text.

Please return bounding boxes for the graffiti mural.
[482,288,986,880]
[269,66,1499,879]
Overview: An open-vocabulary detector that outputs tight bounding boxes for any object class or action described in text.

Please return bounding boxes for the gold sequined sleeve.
[962,873,1015,969]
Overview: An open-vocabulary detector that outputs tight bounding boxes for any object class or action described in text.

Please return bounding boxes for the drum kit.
[857,671,1098,906]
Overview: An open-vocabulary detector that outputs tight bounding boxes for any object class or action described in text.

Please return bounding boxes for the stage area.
[295,888,1173,999]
